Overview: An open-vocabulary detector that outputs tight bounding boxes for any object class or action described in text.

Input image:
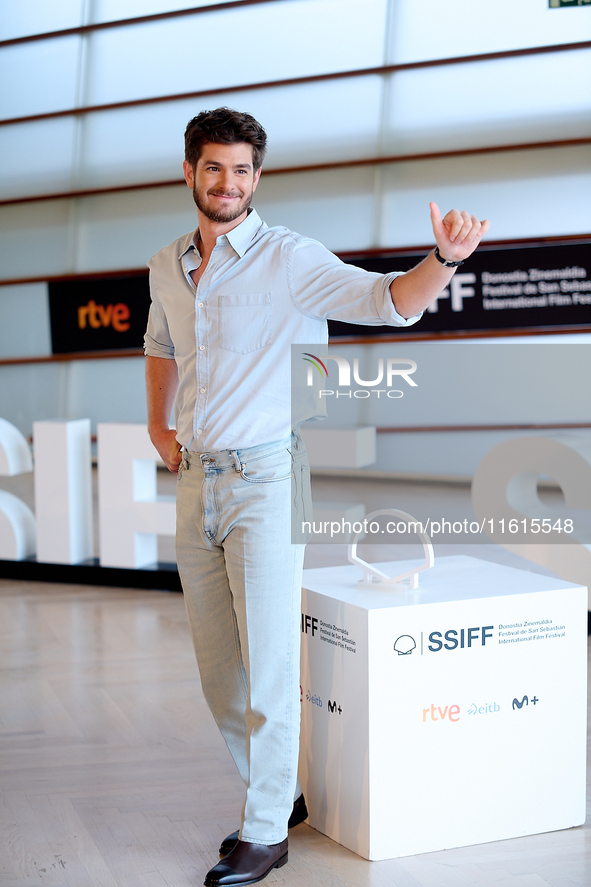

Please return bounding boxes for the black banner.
[49,276,150,353]
[333,241,591,338]
[47,242,590,352]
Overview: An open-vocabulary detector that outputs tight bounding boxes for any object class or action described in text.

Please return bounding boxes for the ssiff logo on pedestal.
[394,625,496,656]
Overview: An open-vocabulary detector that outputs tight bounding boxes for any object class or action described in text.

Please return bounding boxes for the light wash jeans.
[176,428,311,845]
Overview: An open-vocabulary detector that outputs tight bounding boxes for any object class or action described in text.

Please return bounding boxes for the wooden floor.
[0,575,589,887]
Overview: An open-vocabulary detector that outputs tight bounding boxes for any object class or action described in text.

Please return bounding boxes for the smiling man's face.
[183,141,261,226]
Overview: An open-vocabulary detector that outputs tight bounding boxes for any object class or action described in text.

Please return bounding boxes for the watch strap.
[434,247,464,267]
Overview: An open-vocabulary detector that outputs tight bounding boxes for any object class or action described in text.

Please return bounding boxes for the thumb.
[429,201,445,239]
[429,201,442,229]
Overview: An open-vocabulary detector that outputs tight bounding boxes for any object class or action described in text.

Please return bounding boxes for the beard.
[192,185,253,223]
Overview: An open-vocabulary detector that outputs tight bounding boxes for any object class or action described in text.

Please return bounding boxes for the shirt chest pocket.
[219,292,272,354]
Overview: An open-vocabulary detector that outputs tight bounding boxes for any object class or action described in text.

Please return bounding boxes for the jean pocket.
[219,293,272,354]
[239,447,292,483]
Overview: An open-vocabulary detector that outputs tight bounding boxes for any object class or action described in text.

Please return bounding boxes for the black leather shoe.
[205,839,288,886]
[218,794,307,857]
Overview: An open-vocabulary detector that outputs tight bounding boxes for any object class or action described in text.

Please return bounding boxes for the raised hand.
[429,202,490,263]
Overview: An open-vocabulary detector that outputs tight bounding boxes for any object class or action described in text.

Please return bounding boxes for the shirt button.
[199,345,205,351]
[198,302,204,308]
[196,428,203,435]
[200,387,206,393]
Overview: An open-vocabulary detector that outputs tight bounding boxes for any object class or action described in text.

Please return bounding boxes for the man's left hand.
[429,202,490,263]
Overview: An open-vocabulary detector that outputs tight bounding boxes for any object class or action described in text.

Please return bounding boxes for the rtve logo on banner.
[77,299,131,332]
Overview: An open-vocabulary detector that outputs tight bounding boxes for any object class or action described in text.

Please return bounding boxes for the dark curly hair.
[184,107,268,172]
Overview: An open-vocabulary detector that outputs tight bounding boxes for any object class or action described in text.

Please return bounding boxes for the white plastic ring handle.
[347,508,434,590]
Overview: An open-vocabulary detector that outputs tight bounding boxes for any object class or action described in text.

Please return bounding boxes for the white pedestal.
[299,555,587,860]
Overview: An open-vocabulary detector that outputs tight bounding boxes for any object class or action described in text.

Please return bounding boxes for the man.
[144,107,489,887]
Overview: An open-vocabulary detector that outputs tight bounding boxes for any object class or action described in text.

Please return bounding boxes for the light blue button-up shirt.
[145,209,421,452]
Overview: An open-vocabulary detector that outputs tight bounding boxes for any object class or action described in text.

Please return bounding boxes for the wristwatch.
[434,247,464,267]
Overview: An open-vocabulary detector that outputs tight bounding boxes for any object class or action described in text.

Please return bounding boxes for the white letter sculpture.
[33,419,93,564]
[0,417,36,560]
[472,435,591,590]
[98,423,176,569]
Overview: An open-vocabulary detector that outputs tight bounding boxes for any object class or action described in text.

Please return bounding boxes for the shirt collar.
[177,208,263,261]
[224,208,263,257]
[178,231,198,261]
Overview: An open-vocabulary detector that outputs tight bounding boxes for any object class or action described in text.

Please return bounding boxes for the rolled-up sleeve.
[288,238,422,328]
[143,275,175,359]
[374,271,423,327]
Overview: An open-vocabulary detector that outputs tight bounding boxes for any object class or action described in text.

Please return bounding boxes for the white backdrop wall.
[0,0,590,474]
[2,145,590,282]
